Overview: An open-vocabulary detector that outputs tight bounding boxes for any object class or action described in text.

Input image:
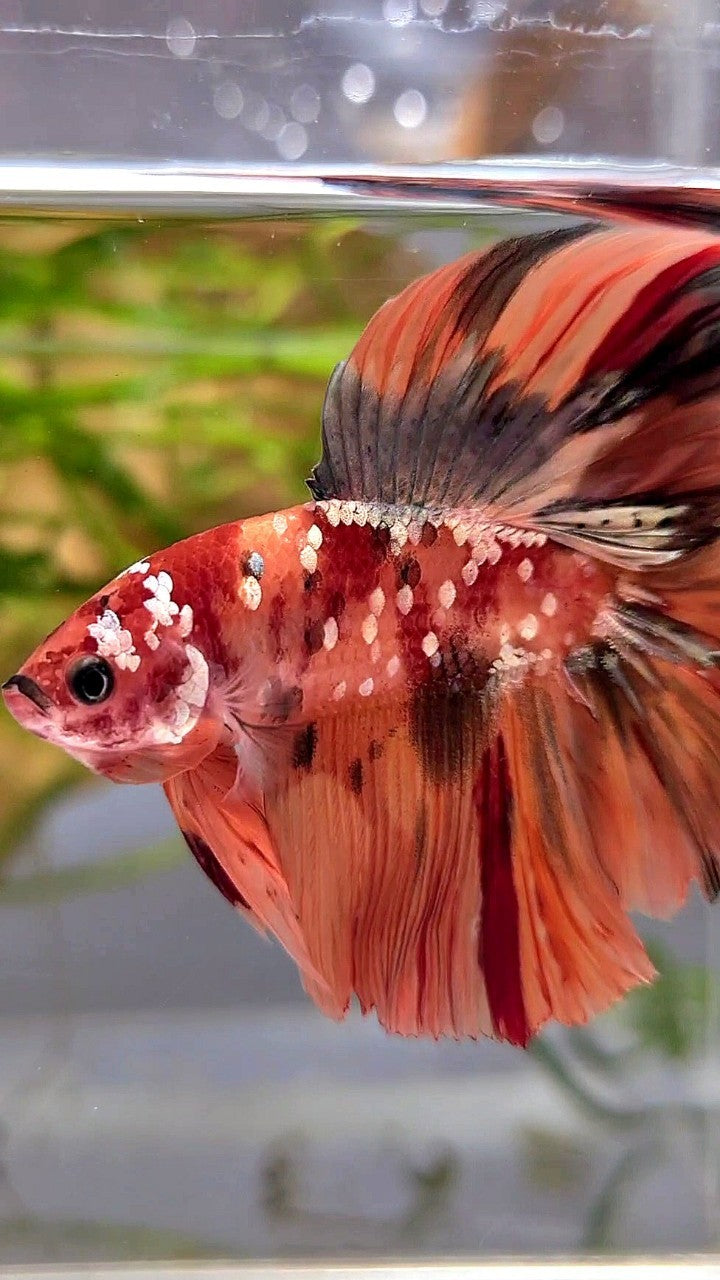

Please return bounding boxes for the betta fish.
[6,222,720,1046]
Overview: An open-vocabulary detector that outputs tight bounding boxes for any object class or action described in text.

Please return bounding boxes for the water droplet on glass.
[290,84,321,124]
[532,105,565,145]
[213,81,244,120]
[383,0,417,25]
[165,17,196,58]
[393,88,427,129]
[276,122,308,160]
[341,63,376,105]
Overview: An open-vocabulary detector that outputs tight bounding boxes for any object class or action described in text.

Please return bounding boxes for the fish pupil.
[68,656,115,705]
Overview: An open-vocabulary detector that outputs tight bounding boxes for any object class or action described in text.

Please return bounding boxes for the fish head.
[2,566,222,783]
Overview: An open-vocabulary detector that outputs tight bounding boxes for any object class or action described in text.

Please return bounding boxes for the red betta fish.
[6,222,720,1046]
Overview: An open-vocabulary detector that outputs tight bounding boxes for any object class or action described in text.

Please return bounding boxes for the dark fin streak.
[308,226,592,507]
[477,735,529,1047]
[409,684,480,785]
[181,830,251,911]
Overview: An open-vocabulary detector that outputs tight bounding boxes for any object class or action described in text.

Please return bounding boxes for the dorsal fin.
[308,225,592,507]
[308,225,720,567]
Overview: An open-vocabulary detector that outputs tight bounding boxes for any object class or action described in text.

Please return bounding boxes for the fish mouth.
[2,674,53,717]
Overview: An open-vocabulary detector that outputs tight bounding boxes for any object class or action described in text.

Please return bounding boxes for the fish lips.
[2,674,55,735]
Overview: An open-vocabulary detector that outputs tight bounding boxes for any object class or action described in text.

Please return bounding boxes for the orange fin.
[264,698,495,1038]
[261,689,655,1045]
[163,744,319,984]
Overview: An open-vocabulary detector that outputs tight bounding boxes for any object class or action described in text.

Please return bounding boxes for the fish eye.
[67,656,115,705]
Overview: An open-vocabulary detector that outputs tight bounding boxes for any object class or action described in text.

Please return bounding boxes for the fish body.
[6,222,720,1045]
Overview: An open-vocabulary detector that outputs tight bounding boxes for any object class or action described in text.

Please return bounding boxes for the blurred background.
[1,0,720,1269]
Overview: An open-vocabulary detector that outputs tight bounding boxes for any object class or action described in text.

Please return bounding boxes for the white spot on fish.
[144,628,160,651]
[125,559,150,575]
[88,608,140,672]
[307,524,323,550]
[396,585,413,615]
[239,577,262,611]
[362,614,378,645]
[371,639,381,663]
[438,580,456,610]
[332,680,346,700]
[369,586,385,616]
[422,631,439,658]
[143,571,180,628]
[487,542,502,566]
[323,617,338,651]
[179,645,209,709]
[541,592,557,617]
[359,677,374,697]
[452,522,472,547]
[387,655,401,678]
[462,559,478,587]
[273,513,288,535]
[178,604,194,637]
[325,502,341,527]
[519,614,538,641]
[299,544,318,574]
[517,558,534,582]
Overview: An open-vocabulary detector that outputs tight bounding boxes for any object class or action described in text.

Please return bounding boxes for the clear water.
[1,170,720,1264]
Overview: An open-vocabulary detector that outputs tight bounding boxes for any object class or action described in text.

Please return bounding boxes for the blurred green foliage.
[0,216,421,858]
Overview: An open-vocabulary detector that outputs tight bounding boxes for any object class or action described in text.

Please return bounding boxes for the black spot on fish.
[98,594,110,611]
[182,830,251,910]
[420,523,438,548]
[329,590,346,618]
[371,525,391,555]
[368,738,384,761]
[305,619,325,656]
[349,757,364,795]
[399,557,422,589]
[293,722,318,770]
[304,570,322,593]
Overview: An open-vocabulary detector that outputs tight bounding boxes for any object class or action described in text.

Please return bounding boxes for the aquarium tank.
[0,1,719,1275]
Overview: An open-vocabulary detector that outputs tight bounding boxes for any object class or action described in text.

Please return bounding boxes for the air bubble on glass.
[532,105,565,145]
[243,94,270,133]
[260,104,286,143]
[165,17,196,58]
[276,122,308,161]
[213,82,244,121]
[383,0,417,25]
[393,88,427,129]
[290,84,321,124]
[341,63,376,105]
